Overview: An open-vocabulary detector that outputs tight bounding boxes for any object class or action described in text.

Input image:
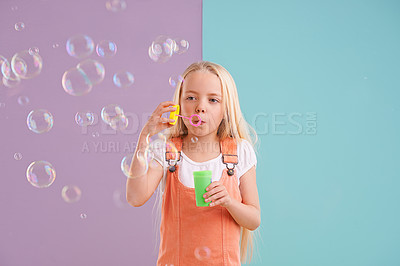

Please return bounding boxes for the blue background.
[204,1,400,265]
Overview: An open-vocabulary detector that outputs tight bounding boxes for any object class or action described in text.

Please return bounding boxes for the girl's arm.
[226,166,261,231]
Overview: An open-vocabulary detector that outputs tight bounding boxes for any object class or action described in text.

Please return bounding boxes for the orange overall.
[157,136,242,266]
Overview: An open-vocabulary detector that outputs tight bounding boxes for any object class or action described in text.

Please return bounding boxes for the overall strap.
[165,137,183,172]
[220,137,238,176]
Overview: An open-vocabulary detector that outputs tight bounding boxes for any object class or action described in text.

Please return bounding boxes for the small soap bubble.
[173,38,189,54]
[92,132,100,138]
[14,152,22,160]
[62,67,93,96]
[106,0,127,12]
[14,22,25,31]
[80,213,87,219]
[11,6,18,11]
[194,246,211,261]
[52,43,60,48]
[168,75,184,88]
[66,34,94,59]
[75,111,95,126]
[28,47,40,55]
[0,102,5,108]
[17,95,30,106]
[191,136,198,143]
[113,71,134,88]
[26,160,56,188]
[96,40,117,58]
[77,59,105,85]
[61,185,82,203]
[27,109,54,134]
[11,50,43,79]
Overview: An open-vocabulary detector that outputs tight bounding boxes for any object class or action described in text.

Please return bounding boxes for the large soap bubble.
[27,109,54,134]
[77,59,105,85]
[62,67,92,96]
[66,34,95,58]
[96,40,117,58]
[26,160,56,188]
[11,50,43,79]
[113,71,134,88]
[148,35,176,63]
[101,104,128,130]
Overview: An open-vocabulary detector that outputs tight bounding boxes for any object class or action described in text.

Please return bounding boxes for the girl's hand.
[203,181,232,208]
[141,101,178,138]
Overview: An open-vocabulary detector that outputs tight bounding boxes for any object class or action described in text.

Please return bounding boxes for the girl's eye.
[186,96,195,100]
[210,98,219,103]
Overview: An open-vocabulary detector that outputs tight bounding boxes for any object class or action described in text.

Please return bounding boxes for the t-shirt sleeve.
[237,139,257,178]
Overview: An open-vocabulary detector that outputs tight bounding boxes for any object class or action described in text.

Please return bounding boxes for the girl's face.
[180,71,224,138]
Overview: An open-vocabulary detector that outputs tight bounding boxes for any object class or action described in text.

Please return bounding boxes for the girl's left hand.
[203,181,232,208]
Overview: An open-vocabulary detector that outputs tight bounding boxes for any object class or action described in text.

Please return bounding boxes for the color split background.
[1,0,399,265]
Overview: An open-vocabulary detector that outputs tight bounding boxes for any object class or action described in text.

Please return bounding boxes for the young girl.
[126,61,260,265]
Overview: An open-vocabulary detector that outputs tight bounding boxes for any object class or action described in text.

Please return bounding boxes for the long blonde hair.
[151,61,260,264]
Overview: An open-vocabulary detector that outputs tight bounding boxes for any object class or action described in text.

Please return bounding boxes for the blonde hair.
[151,61,260,264]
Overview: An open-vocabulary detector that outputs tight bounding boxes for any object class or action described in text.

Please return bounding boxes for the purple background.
[0,0,201,265]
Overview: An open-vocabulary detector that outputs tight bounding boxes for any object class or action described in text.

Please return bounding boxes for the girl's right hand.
[141,101,178,138]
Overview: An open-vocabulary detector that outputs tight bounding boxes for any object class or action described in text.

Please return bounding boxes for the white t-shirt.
[150,138,257,188]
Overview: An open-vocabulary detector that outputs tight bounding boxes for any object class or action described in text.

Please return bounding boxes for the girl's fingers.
[160,117,176,123]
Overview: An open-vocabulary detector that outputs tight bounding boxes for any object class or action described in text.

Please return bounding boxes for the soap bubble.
[66,34,94,58]
[109,114,128,130]
[121,153,134,178]
[61,185,82,203]
[62,67,92,96]
[52,43,60,48]
[96,40,117,58]
[27,109,54,134]
[14,152,23,160]
[11,50,43,79]
[11,6,18,11]
[17,95,30,106]
[113,71,134,88]
[2,76,20,88]
[26,160,56,188]
[149,35,176,63]
[191,136,198,143]
[121,148,155,179]
[101,104,124,125]
[80,213,87,219]
[101,104,128,130]
[194,246,211,261]
[75,111,95,126]
[106,0,127,12]
[92,132,100,137]
[15,22,25,31]
[0,55,8,78]
[77,59,105,85]
[1,57,20,81]
[173,38,189,54]
[168,75,184,88]
[28,47,40,55]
